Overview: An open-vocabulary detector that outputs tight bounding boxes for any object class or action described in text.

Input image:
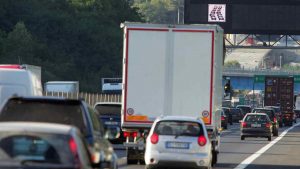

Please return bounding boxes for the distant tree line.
[0,0,141,92]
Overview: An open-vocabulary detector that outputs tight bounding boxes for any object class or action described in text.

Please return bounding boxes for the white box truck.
[44,81,79,93]
[121,23,224,165]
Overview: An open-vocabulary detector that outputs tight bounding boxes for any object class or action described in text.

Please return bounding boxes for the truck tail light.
[123,132,131,138]
[266,123,271,128]
[132,132,138,138]
[198,135,207,146]
[150,133,159,144]
[273,117,277,122]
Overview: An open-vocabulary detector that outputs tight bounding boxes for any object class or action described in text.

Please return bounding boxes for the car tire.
[279,122,283,128]
[273,129,279,137]
[241,136,245,140]
[145,165,155,169]
[268,136,271,141]
[139,159,145,165]
[127,159,138,165]
[224,125,228,130]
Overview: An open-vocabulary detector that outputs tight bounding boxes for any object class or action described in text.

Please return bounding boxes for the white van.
[0,64,42,105]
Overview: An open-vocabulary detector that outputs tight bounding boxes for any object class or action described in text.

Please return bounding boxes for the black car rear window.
[238,107,251,114]
[253,109,274,119]
[94,104,121,116]
[154,121,204,137]
[0,132,75,165]
[0,99,87,135]
[245,115,268,122]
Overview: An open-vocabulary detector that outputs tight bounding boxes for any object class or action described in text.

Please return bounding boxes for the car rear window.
[94,104,121,116]
[0,132,75,165]
[0,100,88,135]
[238,107,251,114]
[253,109,274,118]
[245,115,269,122]
[154,121,204,137]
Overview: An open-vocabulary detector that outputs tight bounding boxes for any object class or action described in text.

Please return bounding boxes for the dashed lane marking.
[234,122,300,169]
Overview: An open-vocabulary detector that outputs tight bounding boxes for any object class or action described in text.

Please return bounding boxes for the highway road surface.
[115,121,300,169]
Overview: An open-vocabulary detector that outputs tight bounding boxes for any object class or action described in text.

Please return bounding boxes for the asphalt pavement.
[115,121,300,169]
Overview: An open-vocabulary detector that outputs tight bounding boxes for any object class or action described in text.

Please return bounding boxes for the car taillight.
[266,123,271,128]
[273,117,277,122]
[221,116,225,120]
[198,135,207,146]
[241,122,247,128]
[69,137,77,155]
[150,133,159,144]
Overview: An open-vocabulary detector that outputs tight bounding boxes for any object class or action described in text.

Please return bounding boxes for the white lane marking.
[234,122,300,169]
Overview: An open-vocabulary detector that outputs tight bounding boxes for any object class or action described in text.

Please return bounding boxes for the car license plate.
[251,124,261,128]
[105,121,118,125]
[166,142,189,149]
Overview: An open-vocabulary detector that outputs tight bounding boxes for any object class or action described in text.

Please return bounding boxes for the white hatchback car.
[145,116,212,169]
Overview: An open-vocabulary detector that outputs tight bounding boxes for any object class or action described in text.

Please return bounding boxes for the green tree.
[1,22,41,64]
[132,0,179,24]
[224,60,241,68]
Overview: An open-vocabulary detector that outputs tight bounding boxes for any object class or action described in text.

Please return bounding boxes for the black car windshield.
[0,132,75,166]
[0,99,88,135]
[245,115,269,123]
[154,121,204,137]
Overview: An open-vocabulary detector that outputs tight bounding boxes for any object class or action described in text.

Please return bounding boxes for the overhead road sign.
[185,0,300,35]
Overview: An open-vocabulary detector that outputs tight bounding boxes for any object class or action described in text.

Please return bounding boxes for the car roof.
[0,122,75,134]
[237,105,251,107]
[157,116,203,123]
[253,108,273,111]
[246,113,268,116]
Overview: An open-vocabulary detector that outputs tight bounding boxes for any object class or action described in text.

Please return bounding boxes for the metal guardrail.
[223,67,300,77]
[43,92,121,106]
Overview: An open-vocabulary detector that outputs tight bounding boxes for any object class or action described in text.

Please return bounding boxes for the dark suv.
[252,108,279,136]
[264,106,283,127]
[0,96,118,169]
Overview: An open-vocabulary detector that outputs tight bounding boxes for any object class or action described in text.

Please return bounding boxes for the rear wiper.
[175,133,182,139]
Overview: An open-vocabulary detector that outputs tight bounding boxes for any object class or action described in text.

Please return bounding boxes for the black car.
[0,96,118,169]
[229,108,244,123]
[252,108,279,136]
[221,110,228,129]
[236,105,252,116]
[222,107,232,125]
[264,106,283,127]
[240,113,273,141]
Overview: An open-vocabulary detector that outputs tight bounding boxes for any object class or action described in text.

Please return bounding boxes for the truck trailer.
[121,23,224,165]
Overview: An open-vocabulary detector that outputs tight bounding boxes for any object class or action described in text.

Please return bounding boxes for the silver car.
[0,122,94,169]
[145,116,212,169]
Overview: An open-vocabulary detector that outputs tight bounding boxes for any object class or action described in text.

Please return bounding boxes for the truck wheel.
[268,136,271,141]
[279,122,282,128]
